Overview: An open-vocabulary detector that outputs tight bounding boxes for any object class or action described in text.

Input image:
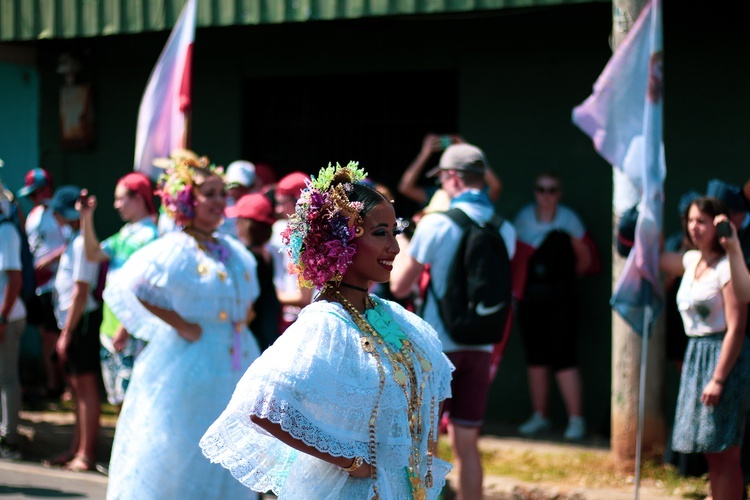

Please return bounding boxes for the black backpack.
[428,208,512,345]
[0,206,39,312]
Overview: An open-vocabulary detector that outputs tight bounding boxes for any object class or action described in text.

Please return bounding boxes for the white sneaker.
[563,416,586,441]
[518,412,551,436]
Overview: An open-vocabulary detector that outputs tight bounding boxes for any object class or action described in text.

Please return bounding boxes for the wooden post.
[610,0,667,469]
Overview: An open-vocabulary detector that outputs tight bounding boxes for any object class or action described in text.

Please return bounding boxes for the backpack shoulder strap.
[445,208,505,232]
[487,213,504,231]
[443,208,474,229]
[423,208,472,305]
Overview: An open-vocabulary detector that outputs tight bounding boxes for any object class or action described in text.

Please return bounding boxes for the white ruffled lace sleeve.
[201,305,373,492]
[102,233,189,341]
[201,299,454,499]
[104,232,260,342]
[132,258,173,310]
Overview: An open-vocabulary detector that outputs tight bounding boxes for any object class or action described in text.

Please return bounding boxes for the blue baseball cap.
[49,185,82,221]
[706,179,747,213]
[677,190,701,217]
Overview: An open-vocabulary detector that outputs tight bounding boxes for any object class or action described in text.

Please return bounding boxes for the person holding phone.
[660,196,750,500]
[43,186,102,472]
[78,173,159,410]
[706,178,750,493]
[398,134,503,210]
[715,215,750,304]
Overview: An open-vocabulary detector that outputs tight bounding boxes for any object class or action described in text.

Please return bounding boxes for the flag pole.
[634,284,653,500]
[184,109,192,149]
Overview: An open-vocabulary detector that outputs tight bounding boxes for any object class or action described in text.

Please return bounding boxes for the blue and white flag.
[572,0,665,336]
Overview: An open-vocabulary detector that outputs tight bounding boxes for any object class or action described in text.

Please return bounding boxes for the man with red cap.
[77,173,159,409]
[269,171,311,332]
[17,168,68,400]
[253,163,277,193]
[218,160,256,238]
[226,193,280,351]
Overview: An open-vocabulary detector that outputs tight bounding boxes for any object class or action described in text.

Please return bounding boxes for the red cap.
[275,171,309,198]
[225,193,276,225]
[254,163,277,187]
[17,168,53,198]
[118,172,156,214]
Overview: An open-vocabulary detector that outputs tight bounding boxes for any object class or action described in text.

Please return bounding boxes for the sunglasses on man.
[535,185,559,194]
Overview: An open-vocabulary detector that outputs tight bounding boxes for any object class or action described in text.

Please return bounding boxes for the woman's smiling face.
[342,201,401,288]
[687,204,717,252]
[192,175,227,232]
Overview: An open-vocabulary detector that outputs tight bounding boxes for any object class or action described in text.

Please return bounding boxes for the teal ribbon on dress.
[365,302,407,350]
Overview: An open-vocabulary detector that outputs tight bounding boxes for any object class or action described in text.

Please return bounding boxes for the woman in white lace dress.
[201,163,454,499]
[103,158,261,499]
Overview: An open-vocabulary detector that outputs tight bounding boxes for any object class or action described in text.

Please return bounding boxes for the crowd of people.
[0,138,748,498]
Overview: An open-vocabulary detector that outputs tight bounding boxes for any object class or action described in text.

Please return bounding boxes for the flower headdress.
[157,156,224,226]
[281,162,369,289]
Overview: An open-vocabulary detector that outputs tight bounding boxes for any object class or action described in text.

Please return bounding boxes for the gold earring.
[354,225,364,237]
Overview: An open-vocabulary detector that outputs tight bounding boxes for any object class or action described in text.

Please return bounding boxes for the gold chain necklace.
[183,226,215,243]
[187,230,246,369]
[325,285,436,500]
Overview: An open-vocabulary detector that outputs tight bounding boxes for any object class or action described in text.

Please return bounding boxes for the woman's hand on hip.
[347,460,373,479]
[177,323,202,342]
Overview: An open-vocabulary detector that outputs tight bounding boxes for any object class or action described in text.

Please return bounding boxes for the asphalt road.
[0,459,107,499]
[0,410,681,499]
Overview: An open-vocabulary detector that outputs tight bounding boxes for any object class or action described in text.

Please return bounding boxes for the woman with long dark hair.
[661,196,750,500]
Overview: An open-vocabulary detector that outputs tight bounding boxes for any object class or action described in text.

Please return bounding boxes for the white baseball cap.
[225,160,256,188]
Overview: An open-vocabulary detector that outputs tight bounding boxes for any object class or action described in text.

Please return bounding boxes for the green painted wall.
[11,2,750,436]
[0,57,39,193]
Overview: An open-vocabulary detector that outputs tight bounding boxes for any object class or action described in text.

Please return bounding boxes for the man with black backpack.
[391,143,515,500]
[0,181,27,459]
[16,168,68,400]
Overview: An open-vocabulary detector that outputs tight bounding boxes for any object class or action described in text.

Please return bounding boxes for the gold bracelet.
[342,456,364,472]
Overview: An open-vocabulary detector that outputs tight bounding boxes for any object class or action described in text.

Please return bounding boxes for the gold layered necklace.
[183,225,214,243]
[324,285,436,500]
[184,227,247,369]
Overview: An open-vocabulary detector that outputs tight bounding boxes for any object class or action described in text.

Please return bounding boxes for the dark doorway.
[241,70,458,216]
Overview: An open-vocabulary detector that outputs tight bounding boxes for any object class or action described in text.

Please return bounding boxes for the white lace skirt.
[106,319,260,500]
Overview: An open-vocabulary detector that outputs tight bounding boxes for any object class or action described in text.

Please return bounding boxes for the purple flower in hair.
[176,188,196,219]
[329,212,352,242]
